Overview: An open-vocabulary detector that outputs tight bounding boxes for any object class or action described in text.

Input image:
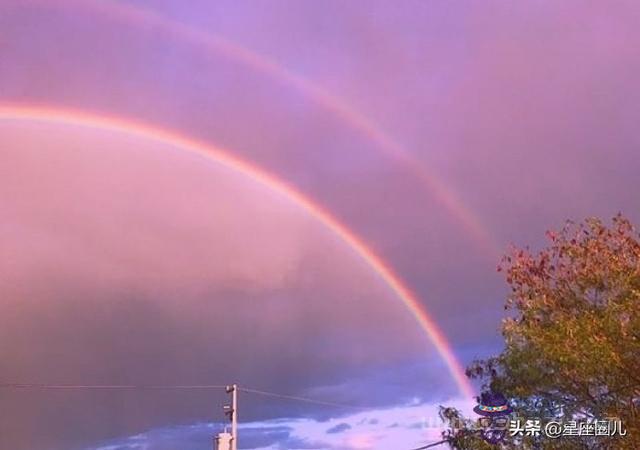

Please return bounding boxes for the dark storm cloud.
[0,123,435,449]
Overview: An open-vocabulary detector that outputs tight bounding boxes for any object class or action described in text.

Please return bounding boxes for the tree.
[443,215,640,449]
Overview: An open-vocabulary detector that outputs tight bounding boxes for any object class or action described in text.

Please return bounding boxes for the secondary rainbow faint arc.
[0,104,475,399]
[18,0,499,258]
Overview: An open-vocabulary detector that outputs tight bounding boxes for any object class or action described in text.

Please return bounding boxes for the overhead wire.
[239,386,363,410]
[0,383,358,408]
[0,383,450,449]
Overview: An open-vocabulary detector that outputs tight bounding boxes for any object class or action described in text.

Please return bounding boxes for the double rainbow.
[0,105,476,398]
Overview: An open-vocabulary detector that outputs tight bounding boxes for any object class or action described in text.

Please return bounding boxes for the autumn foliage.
[443,215,640,449]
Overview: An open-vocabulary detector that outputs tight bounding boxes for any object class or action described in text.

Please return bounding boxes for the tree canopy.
[442,215,640,449]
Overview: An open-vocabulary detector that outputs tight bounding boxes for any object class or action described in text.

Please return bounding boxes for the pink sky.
[1,1,639,449]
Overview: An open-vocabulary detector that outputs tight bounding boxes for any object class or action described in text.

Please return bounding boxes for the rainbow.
[8,0,499,258]
[0,104,476,399]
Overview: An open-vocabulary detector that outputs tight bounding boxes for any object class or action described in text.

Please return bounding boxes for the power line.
[0,383,227,390]
[0,383,360,409]
[239,387,363,410]
[409,439,449,449]
[1,383,443,450]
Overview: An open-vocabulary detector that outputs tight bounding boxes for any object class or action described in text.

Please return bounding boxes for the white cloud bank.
[90,397,476,450]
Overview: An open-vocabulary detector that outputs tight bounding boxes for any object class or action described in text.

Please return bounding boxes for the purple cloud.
[326,423,352,435]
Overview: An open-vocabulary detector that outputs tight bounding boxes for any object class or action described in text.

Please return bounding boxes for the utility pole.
[224,384,238,450]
